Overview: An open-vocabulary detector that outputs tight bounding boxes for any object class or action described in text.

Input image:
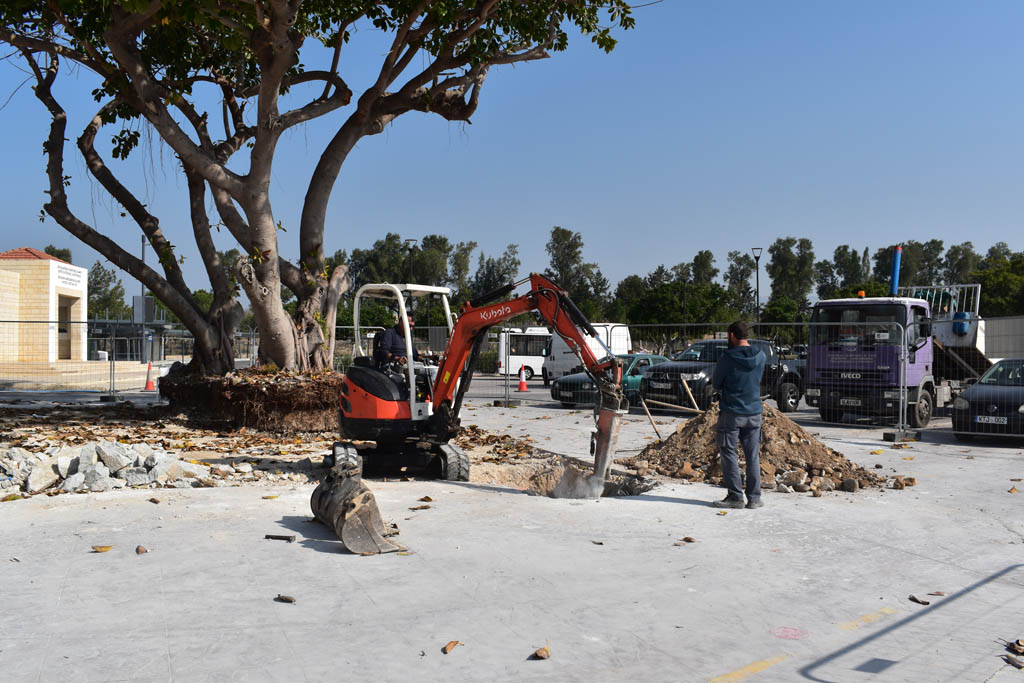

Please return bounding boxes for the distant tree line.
[75,232,1024,329]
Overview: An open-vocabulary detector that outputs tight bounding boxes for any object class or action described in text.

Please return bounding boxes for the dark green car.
[550,354,671,408]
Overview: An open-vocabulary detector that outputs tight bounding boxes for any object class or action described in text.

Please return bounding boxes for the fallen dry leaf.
[91,545,112,553]
[274,594,296,604]
[148,498,161,504]
[927,591,947,596]
[1010,487,1018,494]
[680,536,696,543]
[262,495,279,500]
[442,640,463,655]
[135,545,148,555]
[717,511,727,516]
[591,540,604,546]
[908,594,930,606]
[1005,654,1024,670]
[530,646,551,660]
[409,504,431,511]
[870,450,884,455]
[902,456,914,461]
[1011,478,1022,482]
[418,496,433,502]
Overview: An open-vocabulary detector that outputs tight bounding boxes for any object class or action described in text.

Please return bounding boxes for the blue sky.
[1,0,1022,297]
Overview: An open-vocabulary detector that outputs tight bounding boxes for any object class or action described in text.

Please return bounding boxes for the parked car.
[551,354,670,407]
[952,359,1024,440]
[642,339,805,412]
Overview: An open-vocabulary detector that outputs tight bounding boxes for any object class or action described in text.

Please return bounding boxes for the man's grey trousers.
[716,411,762,501]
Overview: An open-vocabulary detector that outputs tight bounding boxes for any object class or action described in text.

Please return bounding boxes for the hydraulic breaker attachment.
[586,365,627,494]
[310,444,404,554]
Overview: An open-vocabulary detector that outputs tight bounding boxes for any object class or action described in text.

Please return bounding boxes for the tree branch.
[25,50,210,337]
[77,101,195,304]
[102,7,246,196]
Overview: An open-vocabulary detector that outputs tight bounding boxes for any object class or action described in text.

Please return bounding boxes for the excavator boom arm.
[430,274,625,484]
[433,273,618,411]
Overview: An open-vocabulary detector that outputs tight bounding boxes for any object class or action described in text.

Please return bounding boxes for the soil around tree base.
[159,368,343,433]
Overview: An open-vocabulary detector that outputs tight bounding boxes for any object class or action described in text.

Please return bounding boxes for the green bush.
[476,350,498,374]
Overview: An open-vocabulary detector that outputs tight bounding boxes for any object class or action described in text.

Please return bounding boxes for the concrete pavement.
[2,402,1024,682]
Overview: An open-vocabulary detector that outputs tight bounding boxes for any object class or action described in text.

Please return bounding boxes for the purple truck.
[804,296,944,428]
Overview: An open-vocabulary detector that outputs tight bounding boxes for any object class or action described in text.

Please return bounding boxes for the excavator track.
[310,444,404,555]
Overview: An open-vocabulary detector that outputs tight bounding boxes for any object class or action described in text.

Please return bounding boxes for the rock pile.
[1,440,316,497]
[618,403,890,494]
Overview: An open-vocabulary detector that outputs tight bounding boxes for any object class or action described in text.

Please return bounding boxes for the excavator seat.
[345,364,407,402]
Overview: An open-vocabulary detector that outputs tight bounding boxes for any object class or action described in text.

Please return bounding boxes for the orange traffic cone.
[144,362,156,391]
[517,365,529,392]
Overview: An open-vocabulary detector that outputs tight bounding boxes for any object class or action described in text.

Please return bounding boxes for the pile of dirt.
[160,366,344,433]
[618,403,888,493]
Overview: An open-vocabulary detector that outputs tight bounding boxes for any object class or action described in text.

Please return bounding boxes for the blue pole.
[889,246,902,296]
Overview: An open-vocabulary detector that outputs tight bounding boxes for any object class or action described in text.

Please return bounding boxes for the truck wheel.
[819,406,843,423]
[908,389,932,429]
[523,366,534,380]
[440,443,470,482]
[776,382,800,413]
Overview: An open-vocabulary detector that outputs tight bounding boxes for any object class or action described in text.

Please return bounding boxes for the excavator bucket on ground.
[310,446,404,554]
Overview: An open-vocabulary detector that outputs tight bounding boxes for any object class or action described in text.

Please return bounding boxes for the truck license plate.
[976,415,1008,425]
[651,381,671,389]
[840,398,861,407]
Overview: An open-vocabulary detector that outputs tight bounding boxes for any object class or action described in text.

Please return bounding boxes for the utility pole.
[751,247,763,330]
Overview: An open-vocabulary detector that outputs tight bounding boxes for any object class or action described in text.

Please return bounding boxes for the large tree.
[3,1,633,373]
[87,261,130,319]
[543,226,609,319]
[765,237,815,306]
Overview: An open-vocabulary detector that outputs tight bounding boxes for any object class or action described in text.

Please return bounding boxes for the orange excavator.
[311,274,626,554]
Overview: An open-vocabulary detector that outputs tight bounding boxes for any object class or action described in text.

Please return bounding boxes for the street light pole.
[751,247,763,330]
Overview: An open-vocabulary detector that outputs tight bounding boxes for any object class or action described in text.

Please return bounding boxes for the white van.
[542,323,632,385]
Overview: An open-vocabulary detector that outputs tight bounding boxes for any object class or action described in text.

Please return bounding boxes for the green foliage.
[832,281,890,299]
[814,260,838,300]
[543,226,608,319]
[942,242,980,283]
[690,250,718,284]
[471,244,520,300]
[43,244,72,264]
[87,261,130,319]
[476,350,499,374]
[765,237,815,306]
[871,239,944,287]
[724,251,755,314]
[971,252,1024,317]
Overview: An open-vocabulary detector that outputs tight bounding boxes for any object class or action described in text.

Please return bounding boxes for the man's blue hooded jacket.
[711,345,766,415]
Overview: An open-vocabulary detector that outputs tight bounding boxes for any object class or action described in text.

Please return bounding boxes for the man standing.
[710,321,766,509]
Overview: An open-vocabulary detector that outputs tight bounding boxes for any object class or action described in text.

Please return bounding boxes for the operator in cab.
[376,313,422,367]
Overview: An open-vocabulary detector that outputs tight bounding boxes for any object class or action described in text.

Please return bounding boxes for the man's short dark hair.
[728,321,749,340]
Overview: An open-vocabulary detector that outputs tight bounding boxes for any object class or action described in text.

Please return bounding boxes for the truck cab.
[804,296,940,427]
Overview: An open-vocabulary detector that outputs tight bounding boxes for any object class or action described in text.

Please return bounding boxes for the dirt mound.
[160,367,343,433]
[618,403,886,492]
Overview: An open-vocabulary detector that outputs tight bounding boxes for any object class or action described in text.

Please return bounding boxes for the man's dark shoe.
[712,497,745,509]
[745,498,764,509]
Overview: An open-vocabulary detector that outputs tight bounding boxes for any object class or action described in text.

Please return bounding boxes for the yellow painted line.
[839,607,898,631]
[710,654,790,682]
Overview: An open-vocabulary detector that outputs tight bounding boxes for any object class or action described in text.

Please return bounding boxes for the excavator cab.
[336,283,468,479]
